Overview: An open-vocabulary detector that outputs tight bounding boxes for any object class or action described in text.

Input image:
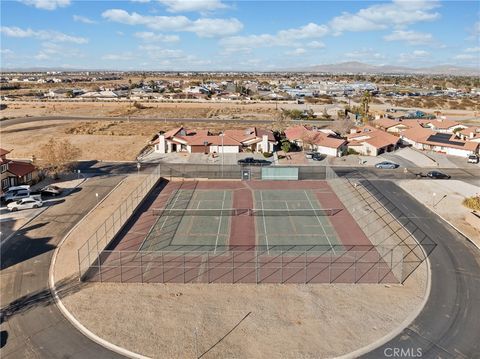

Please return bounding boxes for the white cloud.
[134,32,179,42]
[220,22,328,52]
[383,30,433,45]
[101,9,242,37]
[102,52,136,61]
[454,54,477,60]
[131,0,150,2]
[73,15,96,24]
[464,47,480,53]
[0,26,88,44]
[19,0,70,10]
[330,0,440,34]
[0,49,14,56]
[398,50,430,63]
[345,49,385,60]
[34,42,85,60]
[286,48,306,56]
[307,41,325,49]
[157,0,227,13]
[138,44,184,59]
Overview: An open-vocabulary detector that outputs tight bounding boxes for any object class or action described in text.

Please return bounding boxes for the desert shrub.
[263,152,273,158]
[462,196,480,211]
[347,148,359,155]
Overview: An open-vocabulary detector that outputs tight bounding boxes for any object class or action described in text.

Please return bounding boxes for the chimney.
[156,133,166,153]
[471,132,475,139]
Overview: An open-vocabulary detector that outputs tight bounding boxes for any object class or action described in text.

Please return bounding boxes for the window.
[1,178,8,189]
[0,164,7,173]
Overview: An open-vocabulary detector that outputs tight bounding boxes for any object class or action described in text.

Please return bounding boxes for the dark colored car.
[375,161,399,169]
[237,157,272,166]
[40,185,63,196]
[426,171,451,179]
[311,153,324,161]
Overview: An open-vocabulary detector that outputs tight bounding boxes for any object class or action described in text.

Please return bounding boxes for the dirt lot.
[62,266,426,359]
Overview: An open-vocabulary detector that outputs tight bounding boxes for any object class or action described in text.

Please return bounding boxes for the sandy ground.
[2,99,477,122]
[398,180,480,248]
[62,264,426,359]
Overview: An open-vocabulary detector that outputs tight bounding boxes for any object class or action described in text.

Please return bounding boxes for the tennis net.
[151,208,342,217]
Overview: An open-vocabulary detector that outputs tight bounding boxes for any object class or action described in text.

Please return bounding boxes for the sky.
[1,0,479,71]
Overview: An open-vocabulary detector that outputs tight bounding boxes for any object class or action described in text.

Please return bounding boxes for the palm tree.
[361,91,371,116]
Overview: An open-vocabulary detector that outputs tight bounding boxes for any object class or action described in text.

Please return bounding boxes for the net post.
[77,249,82,281]
[98,251,102,283]
[183,252,186,284]
[207,252,210,283]
[329,250,332,283]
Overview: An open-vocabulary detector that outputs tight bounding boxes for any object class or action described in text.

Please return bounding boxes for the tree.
[39,138,81,178]
[281,140,291,153]
[66,90,74,98]
[300,131,321,151]
[361,91,371,116]
[333,117,355,136]
[273,109,291,132]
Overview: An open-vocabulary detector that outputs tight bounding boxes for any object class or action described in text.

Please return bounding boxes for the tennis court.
[254,189,342,251]
[140,189,233,251]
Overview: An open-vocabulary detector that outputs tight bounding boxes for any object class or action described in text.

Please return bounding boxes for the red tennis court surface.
[84,179,400,284]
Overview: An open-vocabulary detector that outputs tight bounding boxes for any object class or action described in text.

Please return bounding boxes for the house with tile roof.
[284,125,347,157]
[153,127,275,154]
[1,148,38,194]
[457,126,480,143]
[400,127,479,158]
[347,126,400,156]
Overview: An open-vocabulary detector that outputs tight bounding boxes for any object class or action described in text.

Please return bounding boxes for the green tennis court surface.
[254,190,342,251]
[140,189,232,251]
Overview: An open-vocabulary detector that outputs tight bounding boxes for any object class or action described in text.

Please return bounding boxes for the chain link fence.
[81,245,407,284]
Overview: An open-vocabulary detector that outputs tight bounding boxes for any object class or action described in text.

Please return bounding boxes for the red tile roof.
[348,126,400,149]
[7,161,36,177]
[0,148,11,157]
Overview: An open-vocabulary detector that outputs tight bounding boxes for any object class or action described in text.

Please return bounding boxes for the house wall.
[210,145,239,153]
[348,142,378,156]
[315,145,339,157]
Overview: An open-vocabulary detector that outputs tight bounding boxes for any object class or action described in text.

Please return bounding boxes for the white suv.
[7,197,43,212]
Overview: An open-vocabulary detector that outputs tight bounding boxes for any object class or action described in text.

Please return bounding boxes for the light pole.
[95,192,99,204]
[221,129,224,178]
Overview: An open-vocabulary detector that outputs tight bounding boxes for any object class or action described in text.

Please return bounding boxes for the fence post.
[256,250,259,284]
[281,250,283,284]
[329,250,332,283]
[120,251,123,283]
[98,252,102,282]
[77,249,82,280]
[377,257,380,283]
[207,252,210,283]
[354,251,357,284]
[304,250,307,284]
[140,252,143,284]
[162,252,165,283]
[183,252,186,284]
[232,252,235,284]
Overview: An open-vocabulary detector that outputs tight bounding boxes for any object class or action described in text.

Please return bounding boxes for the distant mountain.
[285,61,479,76]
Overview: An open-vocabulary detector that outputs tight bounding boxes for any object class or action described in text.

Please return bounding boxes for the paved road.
[361,180,480,359]
[0,175,125,358]
[0,115,331,128]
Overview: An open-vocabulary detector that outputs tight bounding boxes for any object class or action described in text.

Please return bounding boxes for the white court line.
[260,191,269,253]
[213,190,227,254]
[304,190,336,255]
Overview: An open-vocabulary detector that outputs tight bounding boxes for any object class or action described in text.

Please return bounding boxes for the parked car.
[467,155,479,164]
[1,185,33,204]
[426,171,451,179]
[7,197,43,212]
[40,185,63,196]
[311,153,323,161]
[237,157,271,166]
[375,161,399,169]
[305,152,315,159]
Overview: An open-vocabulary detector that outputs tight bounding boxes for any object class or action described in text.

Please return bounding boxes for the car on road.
[375,161,399,169]
[40,185,63,196]
[7,197,43,212]
[1,185,32,203]
[467,155,479,164]
[237,157,272,166]
[426,171,451,179]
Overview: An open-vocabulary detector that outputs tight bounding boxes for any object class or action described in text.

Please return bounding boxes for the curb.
[48,177,150,359]
[433,211,480,250]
